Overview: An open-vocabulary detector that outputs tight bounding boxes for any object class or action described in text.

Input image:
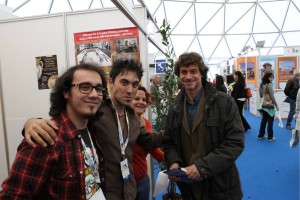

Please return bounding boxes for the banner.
[284,47,300,56]
[277,56,298,89]
[74,27,140,76]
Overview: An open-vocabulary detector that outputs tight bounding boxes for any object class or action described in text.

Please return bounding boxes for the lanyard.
[81,130,100,183]
[115,110,129,157]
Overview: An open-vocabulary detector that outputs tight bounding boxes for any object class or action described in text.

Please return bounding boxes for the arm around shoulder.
[23,118,58,147]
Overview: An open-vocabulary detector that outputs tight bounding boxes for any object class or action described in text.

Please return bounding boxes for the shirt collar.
[185,88,203,105]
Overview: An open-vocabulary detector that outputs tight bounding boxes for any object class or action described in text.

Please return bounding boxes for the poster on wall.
[74,27,140,77]
[236,57,257,88]
[277,56,298,89]
[35,55,58,90]
[155,59,166,73]
[260,57,276,88]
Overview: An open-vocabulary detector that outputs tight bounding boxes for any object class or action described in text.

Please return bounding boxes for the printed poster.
[277,56,298,89]
[236,57,257,88]
[259,57,276,88]
[74,27,140,77]
[35,55,58,90]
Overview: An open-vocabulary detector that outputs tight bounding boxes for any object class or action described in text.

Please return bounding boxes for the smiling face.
[131,89,147,116]
[109,70,140,110]
[179,64,202,93]
[64,69,103,120]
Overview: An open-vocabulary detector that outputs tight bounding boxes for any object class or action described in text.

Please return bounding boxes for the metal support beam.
[110,0,167,56]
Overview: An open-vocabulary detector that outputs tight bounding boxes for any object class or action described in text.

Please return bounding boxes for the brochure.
[163,168,194,183]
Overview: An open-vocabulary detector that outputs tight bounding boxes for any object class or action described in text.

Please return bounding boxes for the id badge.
[120,158,130,180]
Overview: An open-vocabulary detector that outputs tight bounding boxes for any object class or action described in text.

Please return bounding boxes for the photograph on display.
[77,42,111,66]
[74,27,140,76]
[240,62,255,80]
[35,55,58,90]
[277,56,298,89]
[116,38,138,53]
[259,57,277,88]
[236,56,257,87]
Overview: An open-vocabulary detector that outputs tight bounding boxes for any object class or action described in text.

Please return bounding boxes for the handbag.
[262,84,274,108]
[245,87,252,99]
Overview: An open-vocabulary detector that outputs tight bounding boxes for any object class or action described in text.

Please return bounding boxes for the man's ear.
[108,78,113,90]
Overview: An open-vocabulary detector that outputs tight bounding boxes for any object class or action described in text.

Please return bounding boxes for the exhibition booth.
[0,6,151,183]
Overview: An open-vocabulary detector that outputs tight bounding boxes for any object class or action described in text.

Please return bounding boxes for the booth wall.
[0,7,148,185]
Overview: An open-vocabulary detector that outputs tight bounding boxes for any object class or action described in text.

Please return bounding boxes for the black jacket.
[163,80,244,200]
[284,77,300,100]
[231,82,246,100]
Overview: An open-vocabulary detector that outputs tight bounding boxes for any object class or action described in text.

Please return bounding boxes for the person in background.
[261,62,273,78]
[215,75,227,93]
[22,59,163,200]
[132,86,164,200]
[257,72,278,141]
[212,73,218,87]
[231,71,251,132]
[150,75,162,101]
[163,52,244,200]
[0,63,107,199]
[226,74,235,95]
[284,69,300,130]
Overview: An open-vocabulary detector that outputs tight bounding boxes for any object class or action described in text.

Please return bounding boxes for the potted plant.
[152,19,182,200]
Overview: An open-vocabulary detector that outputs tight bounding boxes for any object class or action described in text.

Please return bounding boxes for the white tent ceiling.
[1,0,300,65]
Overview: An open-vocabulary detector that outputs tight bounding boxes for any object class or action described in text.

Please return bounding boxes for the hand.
[139,117,146,127]
[185,164,201,181]
[24,118,58,148]
[168,163,182,182]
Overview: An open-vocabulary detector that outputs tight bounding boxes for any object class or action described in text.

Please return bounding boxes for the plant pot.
[162,192,182,200]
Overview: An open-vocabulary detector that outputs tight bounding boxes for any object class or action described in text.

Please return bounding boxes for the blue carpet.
[153,111,299,200]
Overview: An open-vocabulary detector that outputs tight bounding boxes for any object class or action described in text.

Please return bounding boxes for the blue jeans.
[136,175,150,200]
[287,98,296,126]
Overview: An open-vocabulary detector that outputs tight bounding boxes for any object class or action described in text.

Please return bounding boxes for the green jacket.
[163,79,244,200]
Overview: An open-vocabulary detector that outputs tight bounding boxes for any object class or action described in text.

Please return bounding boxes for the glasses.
[71,83,105,96]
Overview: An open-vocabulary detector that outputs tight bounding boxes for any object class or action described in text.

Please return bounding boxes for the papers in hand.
[164,168,194,183]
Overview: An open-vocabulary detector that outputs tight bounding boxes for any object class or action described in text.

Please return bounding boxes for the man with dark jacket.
[284,69,300,130]
[163,52,244,200]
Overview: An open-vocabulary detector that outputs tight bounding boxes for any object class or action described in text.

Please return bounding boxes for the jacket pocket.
[209,165,242,197]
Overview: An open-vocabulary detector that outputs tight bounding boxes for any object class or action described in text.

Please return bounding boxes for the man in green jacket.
[163,52,244,200]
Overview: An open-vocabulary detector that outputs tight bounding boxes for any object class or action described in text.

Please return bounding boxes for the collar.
[52,111,81,139]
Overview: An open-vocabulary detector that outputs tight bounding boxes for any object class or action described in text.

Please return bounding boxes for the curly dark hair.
[261,72,274,85]
[174,52,209,79]
[109,58,144,82]
[49,63,107,117]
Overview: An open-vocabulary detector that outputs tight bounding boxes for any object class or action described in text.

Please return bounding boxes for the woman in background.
[132,86,164,200]
[257,72,278,141]
[231,71,251,132]
[226,74,235,95]
[215,75,227,93]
